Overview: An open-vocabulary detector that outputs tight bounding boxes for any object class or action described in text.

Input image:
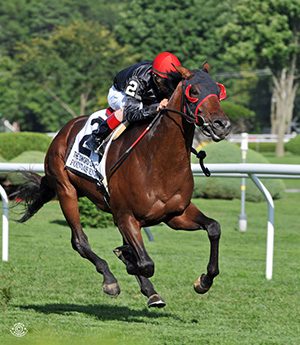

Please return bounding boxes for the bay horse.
[15,65,231,308]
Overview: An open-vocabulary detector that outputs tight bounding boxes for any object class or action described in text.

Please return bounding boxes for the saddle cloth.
[65,109,127,191]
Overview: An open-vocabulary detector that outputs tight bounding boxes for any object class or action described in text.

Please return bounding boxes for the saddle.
[65,109,128,191]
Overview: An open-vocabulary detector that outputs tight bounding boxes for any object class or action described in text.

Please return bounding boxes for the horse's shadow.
[50,219,68,227]
[20,303,181,323]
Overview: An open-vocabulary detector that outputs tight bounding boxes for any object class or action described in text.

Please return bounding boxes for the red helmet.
[152,52,181,78]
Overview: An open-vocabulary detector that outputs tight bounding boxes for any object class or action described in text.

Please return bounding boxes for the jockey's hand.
[157,98,168,111]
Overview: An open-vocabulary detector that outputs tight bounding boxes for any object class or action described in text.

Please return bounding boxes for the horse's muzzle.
[202,118,231,142]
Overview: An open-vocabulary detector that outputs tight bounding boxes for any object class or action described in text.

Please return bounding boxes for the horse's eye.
[185,84,199,103]
[190,87,198,97]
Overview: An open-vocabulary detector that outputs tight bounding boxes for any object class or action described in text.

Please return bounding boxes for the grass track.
[1,193,300,344]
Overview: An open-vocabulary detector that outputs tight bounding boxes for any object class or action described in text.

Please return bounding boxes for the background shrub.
[248,142,276,152]
[1,151,46,185]
[0,132,51,160]
[221,101,254,122]
[193,141,285,201]
[285,134,300,155]
[9,150,46,163]
[221,101,254,132]
[78,197,114,229]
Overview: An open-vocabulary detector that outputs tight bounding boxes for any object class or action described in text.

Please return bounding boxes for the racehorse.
[15,65,231,308]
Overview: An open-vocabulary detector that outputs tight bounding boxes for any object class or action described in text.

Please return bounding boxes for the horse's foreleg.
[166,202,220,294]
[114,243,166,308]
[56,182,120,296]
[117,214,155,278]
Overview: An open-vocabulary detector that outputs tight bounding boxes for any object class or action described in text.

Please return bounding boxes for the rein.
[109,111,163,175]
[163,105,208,127]
[161,107,194,122]
[163,106,211,177]
[162,81,211,177]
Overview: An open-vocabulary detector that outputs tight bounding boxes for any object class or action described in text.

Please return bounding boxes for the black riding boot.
[86,120,112,151]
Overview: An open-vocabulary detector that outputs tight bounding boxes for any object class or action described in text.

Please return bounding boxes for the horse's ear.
[173,64,193,79]
[202,62,211,73]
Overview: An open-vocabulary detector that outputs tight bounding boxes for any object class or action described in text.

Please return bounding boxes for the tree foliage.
[0,0,299,137]
[14,21,133,131]
[219,0,299,72]
[0,0,129,131]
[218,0,299,155]
[0,0,125,55]
[0,56,20,119]
[115,0,269,130]
[115,0,229,69]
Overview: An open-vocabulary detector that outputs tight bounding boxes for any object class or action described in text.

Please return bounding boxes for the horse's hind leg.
[56,182,120,296]
[114,243,166,308]
[166,202,220,294]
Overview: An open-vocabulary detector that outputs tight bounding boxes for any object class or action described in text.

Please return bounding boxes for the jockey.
[87,51,182,151]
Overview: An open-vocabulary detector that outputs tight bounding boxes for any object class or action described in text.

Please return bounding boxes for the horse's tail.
[12,171,56,223]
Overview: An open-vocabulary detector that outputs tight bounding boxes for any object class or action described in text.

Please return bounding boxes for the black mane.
[165,71,183,97]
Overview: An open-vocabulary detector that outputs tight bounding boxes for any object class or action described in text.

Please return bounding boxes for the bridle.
[161,75,226,177]
[181,79,211,127]
[162,78,222,129]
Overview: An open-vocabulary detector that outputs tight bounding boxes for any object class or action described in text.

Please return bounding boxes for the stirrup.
[94,141,104,154]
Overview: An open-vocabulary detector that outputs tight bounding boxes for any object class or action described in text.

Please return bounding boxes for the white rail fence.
[1,163,300,281]
[227,133,296,144]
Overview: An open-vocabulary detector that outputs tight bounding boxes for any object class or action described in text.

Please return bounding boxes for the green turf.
[1,194,299,345]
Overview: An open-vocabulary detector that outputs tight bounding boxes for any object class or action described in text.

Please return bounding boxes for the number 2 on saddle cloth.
[78,108,114,161]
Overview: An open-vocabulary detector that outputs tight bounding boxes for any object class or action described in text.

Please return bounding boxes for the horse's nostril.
[213,120,225,129]
[213,119,231,130]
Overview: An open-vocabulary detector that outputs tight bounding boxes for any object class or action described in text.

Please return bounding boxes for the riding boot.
[86,112,121,152]
[86,121,111,151]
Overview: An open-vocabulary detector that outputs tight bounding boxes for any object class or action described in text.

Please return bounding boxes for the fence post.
[249,174,275,280]
[0,184,9,262]
[239,132,248,232]
[143,227,154,242]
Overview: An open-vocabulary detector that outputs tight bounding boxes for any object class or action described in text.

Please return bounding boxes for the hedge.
[78,198,114,229]
[285,135,300,155]
[1,151,46,185]
[193,141,285,202]
[0,132,51,160]
[221,101,254,122]
[248,142,276,152]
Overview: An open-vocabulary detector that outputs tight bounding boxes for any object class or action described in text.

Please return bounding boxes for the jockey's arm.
[123,97,160,122]
[121,76,169,122]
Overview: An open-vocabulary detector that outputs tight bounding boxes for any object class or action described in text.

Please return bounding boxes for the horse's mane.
[164,71,183,97]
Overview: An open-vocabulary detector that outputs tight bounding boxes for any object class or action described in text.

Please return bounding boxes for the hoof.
[193,274,210,294]
[103,282,121,297]
[147,294,166,308]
